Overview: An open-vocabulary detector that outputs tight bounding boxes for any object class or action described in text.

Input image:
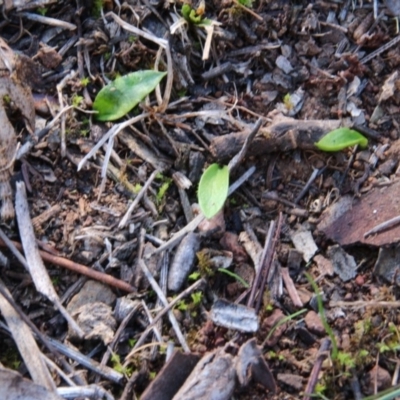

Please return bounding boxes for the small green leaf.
[198,164,229,219]
[238,0,253,7]
[182,4,202,23]
[93,70,167,121]
[217,268,249,288]
[315,128,368,152]
[191,291,203,306]
[181,4,212,25]
[188,271,201,281]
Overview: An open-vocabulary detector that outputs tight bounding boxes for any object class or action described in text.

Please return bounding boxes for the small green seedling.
[92,0,104,18]
[156,178,172,203]
[237,0,253,7]
[71,94,84,107]
[191,291,203,306]
[362,383,400,400]
[217,268,249,288]
[264,308,307,343]
[177,299,188,311]
[305,272,338,359]
[36,7,48,15]
[176,291,203,315]
[132,183,142,195]
[198,163,229,219]
[336,351,355,370]
[181,4,212,25]
[128,338,137,348]
[110,353,133,376]
[3,94,11,104]
[315,128,368,152]
[80,77,90,87]
[188,271,201,281]
[283,93,293,111]
[93,70,167,121]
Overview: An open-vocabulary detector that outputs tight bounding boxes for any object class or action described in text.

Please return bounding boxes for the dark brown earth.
[1,1,400,399]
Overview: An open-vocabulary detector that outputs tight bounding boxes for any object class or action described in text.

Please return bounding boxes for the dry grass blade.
[0,278,56,391]
[330,300,400,309]
[77,113,151,171]
[47,337,124,384]
[17,12,77,30]
[134,258,190,355]
[119,169,160,228]
[56,386,114,400]
[56,70,78,157]
[133,278,205,351]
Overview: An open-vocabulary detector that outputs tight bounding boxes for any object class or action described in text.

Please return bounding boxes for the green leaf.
[217,268,249,288]
[315,128,368,152]
[191,291,203,306]
[182,4,202,23]
[198,164,229,219]
[93,70,167,121]
[188,271,201,281]
[181,4,212,25]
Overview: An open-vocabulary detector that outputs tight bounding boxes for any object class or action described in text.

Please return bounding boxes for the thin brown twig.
[364,215,400,237]
[232,0,263,21]
[119,169,160,228]
[303,338,331,400]
[247,219,275,308]
[330,300,400,309]
[256,212,283,313]
[228,118,262,172]
[57,70,78,158]
[361,34,400,64]
[0,238,135,293]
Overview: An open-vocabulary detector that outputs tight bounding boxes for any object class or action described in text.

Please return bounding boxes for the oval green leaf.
[198,164,229,219]
[315,128,368,152]
[93,70,167,121]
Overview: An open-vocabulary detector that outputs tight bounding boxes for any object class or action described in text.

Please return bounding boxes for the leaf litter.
[1,1,400,399]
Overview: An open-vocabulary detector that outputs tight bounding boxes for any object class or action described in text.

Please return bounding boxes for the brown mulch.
[1,1,400,399]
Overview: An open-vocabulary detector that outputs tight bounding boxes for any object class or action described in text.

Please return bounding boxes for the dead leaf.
[0,367,63,400]
[0,40,35,220]
[318,181,400,246]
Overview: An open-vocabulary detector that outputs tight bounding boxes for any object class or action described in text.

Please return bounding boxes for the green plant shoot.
[191,291,203,306]
[71,94,83,107]
[264,309,307,342]
[156,180,172,203]
[238,0,253,6]
[217,268,249,288]
[315,128,368,152]
[198,163,229,219]
[181,4,212,25]
[93,70,167,121]
[188,271,201,281]
[305,272,338,359]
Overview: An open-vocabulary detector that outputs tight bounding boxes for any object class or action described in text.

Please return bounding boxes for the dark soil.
[1,1,400,399]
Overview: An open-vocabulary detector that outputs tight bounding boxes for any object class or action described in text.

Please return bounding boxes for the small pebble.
[363,365,391,395]
[277,373,303,391]
[305,310,325,335]
[355,274,364,286]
